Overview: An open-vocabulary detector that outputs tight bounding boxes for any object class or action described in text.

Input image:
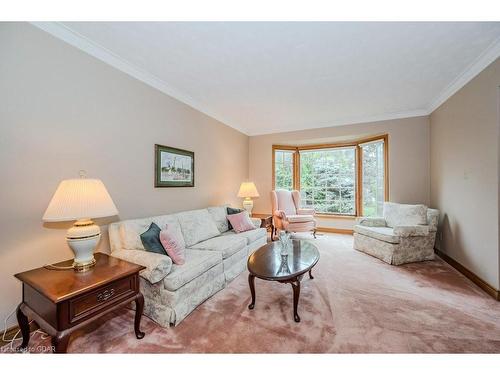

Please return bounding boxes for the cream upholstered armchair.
[353,202,439,265]
[271,190,317,239]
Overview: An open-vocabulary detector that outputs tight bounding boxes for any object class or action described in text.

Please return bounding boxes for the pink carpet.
[3,234,500,353]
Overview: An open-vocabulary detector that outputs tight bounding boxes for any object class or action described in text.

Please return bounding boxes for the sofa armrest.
[355,217,386,227]
[112,249,172,284]
[393,225,429,237]
[427,209,439,232]
[297,208,315,215]
[251,217,262,228]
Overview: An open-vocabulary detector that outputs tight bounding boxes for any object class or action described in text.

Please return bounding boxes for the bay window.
[360,139,386,217]
[299,147,356,215]
[272,135,388,216]
[273,149,296,190]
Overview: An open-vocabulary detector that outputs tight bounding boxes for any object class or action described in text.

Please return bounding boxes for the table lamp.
[237,182,260,214]
[43,174,118,272]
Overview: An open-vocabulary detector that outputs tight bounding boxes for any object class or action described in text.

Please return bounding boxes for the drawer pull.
[97,288,115,302]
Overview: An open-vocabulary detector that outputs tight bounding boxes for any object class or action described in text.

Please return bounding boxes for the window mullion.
[294,148,300,190]
[356,145,362,217]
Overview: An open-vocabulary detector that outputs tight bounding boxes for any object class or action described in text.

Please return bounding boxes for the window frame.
[272,134,389,217]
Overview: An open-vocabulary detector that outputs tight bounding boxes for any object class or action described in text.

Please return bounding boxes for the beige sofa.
[353,202,439,265]
[108,205,266,327]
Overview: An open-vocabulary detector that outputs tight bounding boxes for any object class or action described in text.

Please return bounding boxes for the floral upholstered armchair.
[271,190,317,239]
[353,202,439,265]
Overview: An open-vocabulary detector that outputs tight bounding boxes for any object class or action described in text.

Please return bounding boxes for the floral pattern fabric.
[112,249,172,284]
[108,206,268,327]
[176,209,221,247]
[354,206,439,265]
[383,202,427,228]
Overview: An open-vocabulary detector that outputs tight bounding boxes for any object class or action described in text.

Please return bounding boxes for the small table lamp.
[237,182,260,214]
[43,175,118,272]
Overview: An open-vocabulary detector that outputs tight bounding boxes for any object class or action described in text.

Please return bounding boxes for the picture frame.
[155,144,195,187]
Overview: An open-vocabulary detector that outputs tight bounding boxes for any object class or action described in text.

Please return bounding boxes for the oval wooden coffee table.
[247,239,319,323]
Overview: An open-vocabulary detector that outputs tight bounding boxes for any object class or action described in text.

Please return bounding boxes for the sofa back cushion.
[176,209,220,247]
[119,214,185,250]
[383,202,427,228]
[207,205,229,233]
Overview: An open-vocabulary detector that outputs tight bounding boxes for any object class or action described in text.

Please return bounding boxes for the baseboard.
[435,249,500,301]
[317,227,354,235]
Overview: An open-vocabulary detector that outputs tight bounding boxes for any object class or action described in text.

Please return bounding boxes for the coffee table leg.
[248,274,256,309]
[134,293,145,339]
[16,303,30,351]
[290,279,301,322]
[309,269,314,279]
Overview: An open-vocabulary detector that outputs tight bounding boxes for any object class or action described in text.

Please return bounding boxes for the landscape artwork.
[155,144,194,187]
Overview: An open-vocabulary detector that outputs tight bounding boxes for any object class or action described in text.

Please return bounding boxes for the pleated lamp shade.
[43,179,118,222]
[237,182,260,198]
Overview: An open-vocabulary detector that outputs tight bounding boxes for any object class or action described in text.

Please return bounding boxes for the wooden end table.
[251,213,274,240]
[14,252,146,353]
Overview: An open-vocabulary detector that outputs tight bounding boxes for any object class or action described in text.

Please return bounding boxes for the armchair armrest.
[355,217,386,227]
[273,210,288,221]
[112,249,172,284]
[250,217,262,228]
[393,225,429,237]
[297,208,315,215]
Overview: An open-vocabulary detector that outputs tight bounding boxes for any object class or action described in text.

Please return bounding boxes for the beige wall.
[430,58,500,289]
[0,23,249,326]
[249,116,431,229]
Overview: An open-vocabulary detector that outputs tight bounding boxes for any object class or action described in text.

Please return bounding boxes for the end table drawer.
[69,276,136,323]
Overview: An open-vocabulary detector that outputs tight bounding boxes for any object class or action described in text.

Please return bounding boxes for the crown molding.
[30,22,500,137]
[30,22,248,135]
[427,35,500,113]
[247,109,429,136]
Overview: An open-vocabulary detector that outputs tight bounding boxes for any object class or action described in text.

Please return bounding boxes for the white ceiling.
[34,22,500,136]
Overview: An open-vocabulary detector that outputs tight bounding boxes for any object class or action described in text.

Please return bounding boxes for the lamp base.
[242,198,254,214]
[66,219,100,272]
[73,258,97,272]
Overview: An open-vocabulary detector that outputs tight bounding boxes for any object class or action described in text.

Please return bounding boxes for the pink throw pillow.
[227,212,256,233]
[159,224,185,265]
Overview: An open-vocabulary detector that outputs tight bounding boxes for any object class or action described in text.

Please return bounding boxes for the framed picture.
[155,144,195,187]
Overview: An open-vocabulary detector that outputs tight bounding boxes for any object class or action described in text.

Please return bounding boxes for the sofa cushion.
[383,202,427,228]
[221,227,267,245]
[189,236,246,259]
[226,207,244,230]
[393,225,429,237]
[119,219,151,250]
[354,225,400,244]
[150,214,186,248]
[163,249,222,291]
[207,205,229,233]
[140,222,167,255]
[227,211,256,233]
[160,224,186,265]
[287,214,315,223]
[119,214,184,250]
[176,209,220,247]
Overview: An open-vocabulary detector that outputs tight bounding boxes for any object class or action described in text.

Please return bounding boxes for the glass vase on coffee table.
[278,231,292,255]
